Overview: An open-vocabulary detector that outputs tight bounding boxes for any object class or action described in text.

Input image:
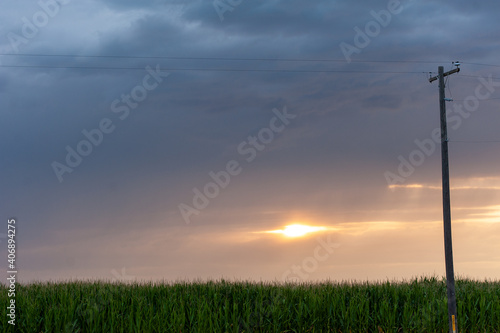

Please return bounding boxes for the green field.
[1,277,499,332]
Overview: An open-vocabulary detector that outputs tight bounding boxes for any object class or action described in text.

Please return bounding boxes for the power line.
[2,54,499,77]
[449,140,500,143]
[2,53,497,67]
[0,53,452,64]
[458,74,500,81]
[452,97,500,102]
[0,64,426,74]
[461,61,500,68]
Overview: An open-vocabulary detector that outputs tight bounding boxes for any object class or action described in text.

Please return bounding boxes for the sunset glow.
[263,224,328,237]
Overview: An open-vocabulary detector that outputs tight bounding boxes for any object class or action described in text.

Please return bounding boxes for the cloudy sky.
[1,0,499,284]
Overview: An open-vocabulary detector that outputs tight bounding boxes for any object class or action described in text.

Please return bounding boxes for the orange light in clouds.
[264,224,328,237]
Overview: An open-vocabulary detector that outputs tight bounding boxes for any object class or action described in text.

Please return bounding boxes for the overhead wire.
[0,54,499,77]
[445,63,457,100]
[0,54,496,68]
[448,65,500,144]
[0,53,453,64]
[461,62,500,68]
[449,140,500,143]
[0,64,427,74]
[452,97,500,102]
[2,54,500,142]
[458,74,500,81]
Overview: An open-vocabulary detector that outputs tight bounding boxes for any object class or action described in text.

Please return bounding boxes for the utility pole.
[429,64,460,333]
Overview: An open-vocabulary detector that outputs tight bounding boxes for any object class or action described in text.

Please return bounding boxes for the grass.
[1,276,499,332]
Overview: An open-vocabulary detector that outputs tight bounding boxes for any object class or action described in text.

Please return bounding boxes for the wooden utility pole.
[429,65,460,333]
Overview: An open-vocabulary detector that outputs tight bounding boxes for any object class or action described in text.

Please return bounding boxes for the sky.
[1,0,499,284]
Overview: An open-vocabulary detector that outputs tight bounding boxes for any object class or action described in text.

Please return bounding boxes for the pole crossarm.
[429,67,460,83]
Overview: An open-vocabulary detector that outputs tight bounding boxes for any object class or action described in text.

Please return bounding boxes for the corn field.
[1,276,499,332]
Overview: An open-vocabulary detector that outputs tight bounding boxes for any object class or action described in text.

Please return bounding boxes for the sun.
[282,224,324,237]
[263,224,328,238]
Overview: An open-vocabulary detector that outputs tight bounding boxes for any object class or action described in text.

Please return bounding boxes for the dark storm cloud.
[99,0,177,11]
[1,0,499,282]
